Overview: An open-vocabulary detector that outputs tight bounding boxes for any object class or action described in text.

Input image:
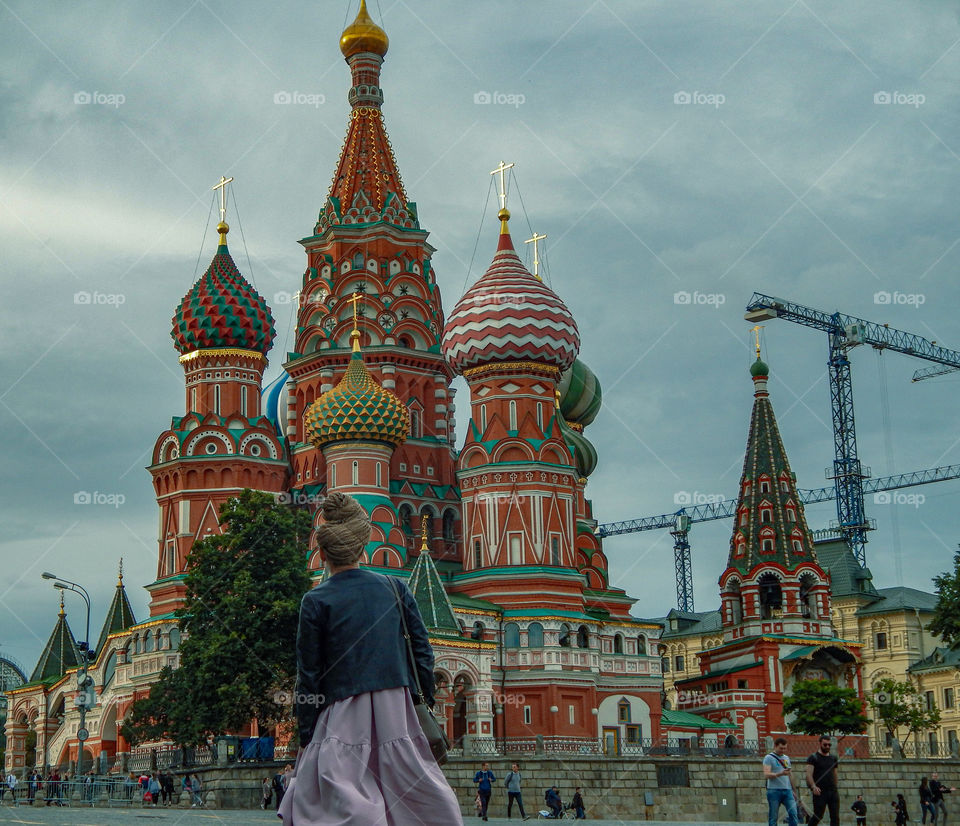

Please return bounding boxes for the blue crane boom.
[597,463,960,612]
[744,293,960,567]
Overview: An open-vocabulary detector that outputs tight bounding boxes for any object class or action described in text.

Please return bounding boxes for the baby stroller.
[538,788,572,819]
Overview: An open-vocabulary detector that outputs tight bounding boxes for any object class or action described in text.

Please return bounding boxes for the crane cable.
[877,350,903,584]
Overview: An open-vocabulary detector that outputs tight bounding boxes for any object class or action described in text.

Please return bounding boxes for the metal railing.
[453,736,764,758]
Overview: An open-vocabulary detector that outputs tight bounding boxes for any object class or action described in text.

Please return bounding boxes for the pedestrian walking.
[147,774,161,806]
[278,492,463,826]
[504,762,530,820]
[931,773,956,825]
[4,772,18,806]
[26,771,37,804]
[261,777,273,809]
[851,793,867,826]
[893,794,910,826]
[921,778,937,824]
[806,735,840,826]
[273,770,285,811]
[764,737,798,826]
[162,771,174,806]
[570,787,586,819]
[190,773,203,808]
[474,762,496,822]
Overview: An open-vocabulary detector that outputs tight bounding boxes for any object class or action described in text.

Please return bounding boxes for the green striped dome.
[558,358,602,427]
[564,424,598,478]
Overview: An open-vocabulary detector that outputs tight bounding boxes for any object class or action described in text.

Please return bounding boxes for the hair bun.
[321,491,362,523]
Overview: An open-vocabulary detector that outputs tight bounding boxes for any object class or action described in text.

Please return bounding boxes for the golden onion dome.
[304,351,409,448]
[340,0,389,59]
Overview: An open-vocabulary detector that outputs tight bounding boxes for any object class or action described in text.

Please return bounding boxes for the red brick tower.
[147,210,288,616]
[281,1,460,562]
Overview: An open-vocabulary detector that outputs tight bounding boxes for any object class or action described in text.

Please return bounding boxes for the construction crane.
[598,463,960,612]
[744,293,960,568]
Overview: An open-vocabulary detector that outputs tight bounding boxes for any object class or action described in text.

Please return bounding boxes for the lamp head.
[41,572,57,580]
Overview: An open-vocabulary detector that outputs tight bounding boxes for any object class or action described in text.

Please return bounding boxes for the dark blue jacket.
[295,569,434,746]
[474,770,495,791]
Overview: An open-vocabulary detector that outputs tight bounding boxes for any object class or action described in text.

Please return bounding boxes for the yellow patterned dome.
[304,351,409,448]
[340,0,389,58]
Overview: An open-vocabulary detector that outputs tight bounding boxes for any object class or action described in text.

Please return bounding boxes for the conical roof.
[171,224,276,356]
[407,544,460,636]
[95,565,137,657]
[30,597,81,682]
[727,359,817,574]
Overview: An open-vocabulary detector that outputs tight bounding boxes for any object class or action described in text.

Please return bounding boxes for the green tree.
[784,679,868,737]
[124,490,313,747]
[867,677,915,742]
[928,548,960,649]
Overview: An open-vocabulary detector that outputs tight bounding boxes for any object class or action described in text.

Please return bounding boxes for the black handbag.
[390,578,450,764]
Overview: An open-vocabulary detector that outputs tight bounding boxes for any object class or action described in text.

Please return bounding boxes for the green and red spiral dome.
[171,224,276,356]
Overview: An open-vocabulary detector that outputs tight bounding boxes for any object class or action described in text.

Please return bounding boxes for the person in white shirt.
[4,772,18,806]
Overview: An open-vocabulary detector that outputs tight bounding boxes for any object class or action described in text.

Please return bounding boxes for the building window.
[509,400,517,431]
[473,539,482,568]
[214,384,221,414]
[410,408,422,439]
[792,539,803,554]
[329,463,336,488]
[945,688,955,709]
[949,730,958,753]
[241,386,248,416]
[738,679,748,689]
[661,656,670,673]
[536,402,543,429]
[523,706,531,725]
[509,534,522,565]
[550,536,560,566]
[527,622,544,648]
[504,623,520,648]
[144,632,154,653]
[569,705,575,725]
[761,538,775,553]
[351,460,359,485]
[165,541,176,576]
[875,632,887,650]
[625,725,641,743]
[190,387,197,412]
[760,506,772,523]
[637,635,647,655]
[380,550,389,567]
[675,655,685,672]
[577,625,589,648]
[760,479,770,493]
[614,634,623,654]
[559,624,571,647]
[739,510,748,526]
[376,463,382,487]
[618,699,631,723]
[926,691,936,712]
[480,404,487,431]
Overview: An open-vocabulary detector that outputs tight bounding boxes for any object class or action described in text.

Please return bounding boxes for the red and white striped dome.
[442,223,580,374]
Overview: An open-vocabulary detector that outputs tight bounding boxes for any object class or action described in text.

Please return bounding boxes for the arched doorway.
[452,673,472,747]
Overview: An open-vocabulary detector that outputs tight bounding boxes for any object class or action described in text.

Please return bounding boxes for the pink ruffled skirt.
[278,687,463,825]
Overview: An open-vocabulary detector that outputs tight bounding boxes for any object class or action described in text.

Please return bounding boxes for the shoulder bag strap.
[390,577,427,703]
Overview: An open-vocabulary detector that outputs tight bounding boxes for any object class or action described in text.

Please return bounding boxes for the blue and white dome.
[261,371,289,435]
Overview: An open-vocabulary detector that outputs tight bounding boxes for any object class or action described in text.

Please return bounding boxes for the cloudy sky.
[2,0,960,673]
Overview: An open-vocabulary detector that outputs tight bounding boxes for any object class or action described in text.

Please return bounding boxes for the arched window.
[613,633,624,654]
[214,385,221,414]
[527,622,544,647]
[637,634,647,655]
[536,402,543,429]
[727,580,743,624]
[761,538,775,553]
[559,623,571,647]
[143,632,154,653]
[190,387,197,412]
[509,400,517,431]
[734,533,747,557]
[550,537,560,566]
[134,634,141,654]
[480,404,487,431]
[577,625,589,649]
[241,386,248,416]
[410,408,422,439]
[473,539,482,568]
[399,504,414,536]
[738,509,748,527]
[376,463,382,488]
[504,622,520,648]
[380,550,389,567]
[759,477,771,493]
[352,460,359,486]
[792,539,803,554]
[471,621,484,641]
[442,510,456,540]
[799,573,816,618]
[329,462,336,488]
[102,651,117,687]
[758,573,782,619]
[168,628,181,650]
[760,504,773,523]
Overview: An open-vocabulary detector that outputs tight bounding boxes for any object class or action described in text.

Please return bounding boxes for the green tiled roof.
[448,593,501,611]
[909,646,960,674]
[814,539,879,599]
[96,578,137,657]
[675,660,762,685]
[857,586,938,617]
[31,605,80,683]
[659,609,723,638]
[408,548,461,634]
[661,709,731,729]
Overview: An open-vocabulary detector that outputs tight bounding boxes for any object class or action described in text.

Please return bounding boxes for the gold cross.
[420,515,429,552]
[490,161,515,211]
[752,324,764,359]
[348,292,363,351]
[212,175,234,223]
[524,232,547,280]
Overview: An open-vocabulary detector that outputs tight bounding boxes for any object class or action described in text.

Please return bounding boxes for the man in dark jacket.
[931,772,957,825]
[545,786,563,818]
[474,762,495,821]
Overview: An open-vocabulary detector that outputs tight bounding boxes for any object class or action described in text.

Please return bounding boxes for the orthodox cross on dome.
[348,291,363,352]
[752,324,764,358]
[420,514,430,552]
[117,558,124,587]
[212,175,234,223]
[525,231,547,280]
[490,161,515,211]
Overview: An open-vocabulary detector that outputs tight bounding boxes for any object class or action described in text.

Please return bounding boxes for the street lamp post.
[41,573,93,778]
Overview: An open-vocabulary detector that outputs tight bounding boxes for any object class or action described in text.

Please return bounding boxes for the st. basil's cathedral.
[4,2,865,774]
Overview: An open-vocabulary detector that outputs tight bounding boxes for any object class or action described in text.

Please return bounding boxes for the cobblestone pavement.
[0,804,767,825]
